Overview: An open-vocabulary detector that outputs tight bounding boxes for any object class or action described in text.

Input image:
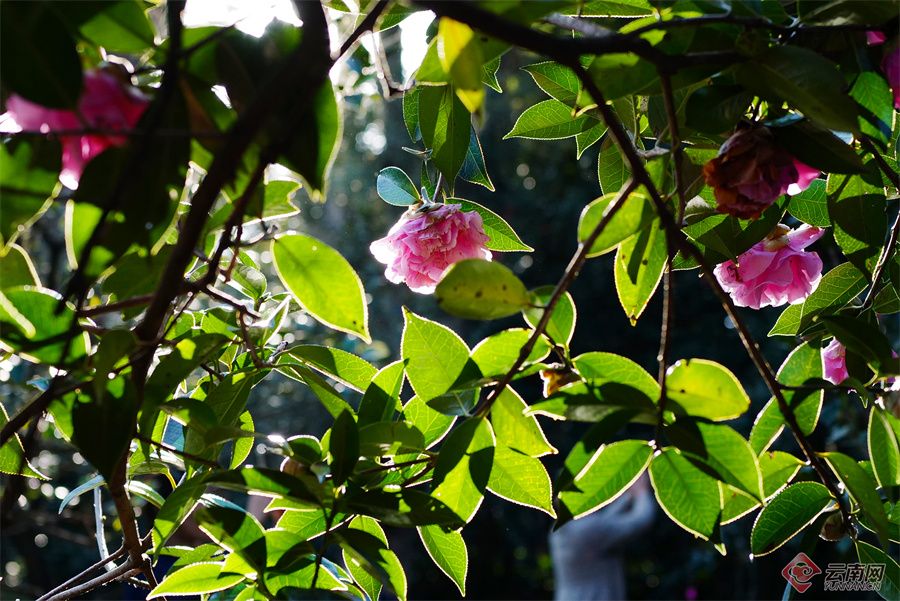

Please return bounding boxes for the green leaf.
[769,263,867,336]
[432,418,495,523]
[614,219,667,325]
[149,562,245,598]
[576,122,607,159]
[522,286,577,346]
[0,287,89,366]
[787,179,830,227]
[770,119,865,174]
[454,198,532,252]
[194,499,266,571]
[487,445,555,517]
[459,130,495,191]
[823,315,895,374]
[0,244,40,289]
[504,99,595,140]
[855,540,900,601]
[437,18,485,113]
[152,474,208,551]
[0,139,60,248]
[681,198,787,264]
[685,85,753,134]
[578,191,655,257]
[869,409,900,488]
[558,439,652,522]
[597,137,631,195]
[669,421,763,500]
[822,451,891,549]
[555,410,637,491]
[330,410,359,486]
[585,53,656,101]
[528,352,658,422]
[828,176,886,275]
[358,421,425,456]
[281,345,377,393]
[358,360,405,426]
[665,359,750,421]
[649,448,721,540]
[403,85,420,141]
[341,516,408,601]
[401,309,471,401]
[490,387,556,458]
[482,56,502,93]
[469,328,551,380]
[403,396,456,448]
[522,61,582,106]
[750,342,823,454]
[281,369,349,420]
[276,508,333,541]
[735,46,858,132]
[346,488,464,528]
[77,0,155,53]
[436,259,530,320]
[721,451,804,524]
[750,482,833,556]
[272,233,370,342]
[0,401,47,479]
[418,525,468,596]
[419,85,471,182]
[377,167,420,206]
[851,71,894,144]
[229,411,255,469]
[0,2,82,108]
[280,82,342,198]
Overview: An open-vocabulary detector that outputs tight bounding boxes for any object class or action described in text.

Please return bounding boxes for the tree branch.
[433,1,855,529]
[44,561,142,601]
[36,545,130,601]
[473,179,639,418]
[569,64,856,531]
[417,0,741,72]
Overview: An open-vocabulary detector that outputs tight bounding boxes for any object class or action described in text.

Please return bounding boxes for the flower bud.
[703,126,818,219]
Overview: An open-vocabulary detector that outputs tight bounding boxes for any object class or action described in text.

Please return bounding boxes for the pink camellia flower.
[713,224,825,309]
[867,31,887,45]
[822,338,849,385]
[0,69,149,189]
[703,126,819,220]
[882,45,900,110]
[370,203,491,294]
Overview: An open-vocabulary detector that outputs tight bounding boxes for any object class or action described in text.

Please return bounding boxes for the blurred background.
[0,3,881,599]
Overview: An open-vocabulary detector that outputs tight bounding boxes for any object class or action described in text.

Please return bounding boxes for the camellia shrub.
[0,0,898,599]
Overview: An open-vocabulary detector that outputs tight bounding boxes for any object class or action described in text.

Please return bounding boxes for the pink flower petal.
[370,204,492,294]
[714,225,824,310]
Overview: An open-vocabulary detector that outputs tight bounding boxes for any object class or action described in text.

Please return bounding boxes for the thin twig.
[861,136,900,190]
[473,179,640,418]
[77,294,155,318]
[37,546,130,601]
[862,208,900,309]
[44,562,141,601]
[626,13,887,37]
[569,63,856,531]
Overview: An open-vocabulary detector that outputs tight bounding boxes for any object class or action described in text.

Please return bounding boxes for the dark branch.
[474,179,640,418]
